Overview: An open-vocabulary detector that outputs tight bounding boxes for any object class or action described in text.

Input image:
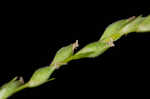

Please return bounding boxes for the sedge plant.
[0,15,150,99]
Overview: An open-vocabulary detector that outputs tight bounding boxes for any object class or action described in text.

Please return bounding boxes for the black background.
[0,3,150,99]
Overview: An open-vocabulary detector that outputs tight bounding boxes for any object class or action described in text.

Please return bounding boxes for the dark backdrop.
[0,4,150,99]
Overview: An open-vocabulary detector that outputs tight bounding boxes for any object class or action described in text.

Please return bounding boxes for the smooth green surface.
[121,16,144,34]
[51,44,74,67]
[137,15,150,32]
[28,66,55,88]
[72,41,109,59]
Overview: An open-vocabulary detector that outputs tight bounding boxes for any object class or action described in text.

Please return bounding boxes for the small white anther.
[72,40,79,51]
[19,77,24,84]
[108,38,115,47]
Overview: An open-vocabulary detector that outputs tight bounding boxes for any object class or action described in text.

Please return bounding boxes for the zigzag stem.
[0,15,149,99]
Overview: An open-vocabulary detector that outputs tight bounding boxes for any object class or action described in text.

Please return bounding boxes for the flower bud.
[72,41,110,60]
[121,16,144,34]
[100,16,139,42]
[27,66,55,88]
[0,77,23,99]
[137,15,150,32]
[51,40,78,68]
[100,19,127,41]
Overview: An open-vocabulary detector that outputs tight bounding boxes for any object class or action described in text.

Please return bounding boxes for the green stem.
[13,83,28,94]
[0,15,149,99]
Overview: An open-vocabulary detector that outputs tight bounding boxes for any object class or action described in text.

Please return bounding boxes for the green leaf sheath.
[0,15,149,99]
